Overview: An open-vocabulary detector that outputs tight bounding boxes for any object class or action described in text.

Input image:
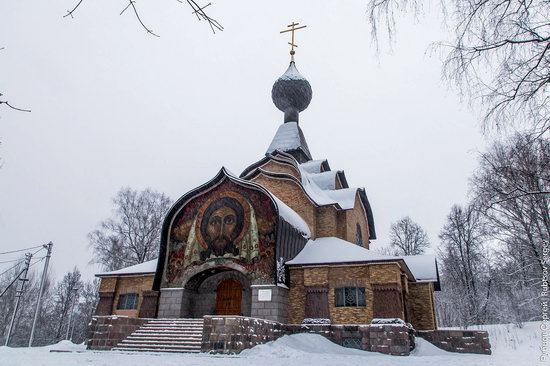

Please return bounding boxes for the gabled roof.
[96,259,157,277]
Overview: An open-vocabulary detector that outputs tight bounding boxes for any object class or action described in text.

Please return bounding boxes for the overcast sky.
[0,0,487,281]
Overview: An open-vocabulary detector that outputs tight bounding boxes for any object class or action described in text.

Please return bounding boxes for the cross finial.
[280,22,307,62]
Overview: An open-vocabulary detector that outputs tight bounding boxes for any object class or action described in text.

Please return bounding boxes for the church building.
[94,53,440,332]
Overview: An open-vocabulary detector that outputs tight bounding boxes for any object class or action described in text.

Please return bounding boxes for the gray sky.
[0,0,486,280]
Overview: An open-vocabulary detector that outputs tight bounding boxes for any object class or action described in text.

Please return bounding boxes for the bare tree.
[367,0,550,132]
[64,0,223,36]
[89,187,172,271]
[470,132,549,320]
[53,268,83,341]
[438,204,491,326]
[388,216,430,255]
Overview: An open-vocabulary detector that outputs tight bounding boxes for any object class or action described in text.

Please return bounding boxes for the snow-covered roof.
[300,159,327,174]
[96,259,158,277]
[271,195,311,238]
[267,122,305,154]
[286,237,393,265]
[297,165,359,209]
[401,255,438,282]
[286,237,439,283]
[308,171,338,190]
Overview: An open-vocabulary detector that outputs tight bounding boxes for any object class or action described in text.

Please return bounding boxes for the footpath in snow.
[0,321,544,366]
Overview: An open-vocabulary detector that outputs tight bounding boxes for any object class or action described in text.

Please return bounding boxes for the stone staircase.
[112,318,204,353]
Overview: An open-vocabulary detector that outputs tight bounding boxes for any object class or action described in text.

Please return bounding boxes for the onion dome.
[272,62,312,123]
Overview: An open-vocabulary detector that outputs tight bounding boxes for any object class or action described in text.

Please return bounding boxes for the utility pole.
[65,287,79,341]
[5,252,32,346]
[28,242,53,347]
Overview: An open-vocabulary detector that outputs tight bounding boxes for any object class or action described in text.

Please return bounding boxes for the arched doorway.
[215,279,242,315]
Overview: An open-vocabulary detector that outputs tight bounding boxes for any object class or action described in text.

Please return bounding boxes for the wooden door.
[215,279,242,315]
[372,284,404,319]
[305,286,329,319]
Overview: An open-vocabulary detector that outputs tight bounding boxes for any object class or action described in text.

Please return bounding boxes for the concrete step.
[121,339,202,345]
[114,343,201,350]
[112,347,201,353]
[127,335,202,341]
[113,318,205,354]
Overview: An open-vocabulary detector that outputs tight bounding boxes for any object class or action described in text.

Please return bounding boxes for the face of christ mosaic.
[162,180,277,288]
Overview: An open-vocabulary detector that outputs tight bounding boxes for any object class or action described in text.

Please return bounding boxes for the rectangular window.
[335,287,366,307]
[117,293,139,310]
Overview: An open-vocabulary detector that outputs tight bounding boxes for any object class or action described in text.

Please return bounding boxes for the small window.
[118,293,139,310]
[335,287,366,307]
[355,223,363,246]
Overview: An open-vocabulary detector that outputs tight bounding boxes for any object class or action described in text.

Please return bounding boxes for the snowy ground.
[0,322,544,366]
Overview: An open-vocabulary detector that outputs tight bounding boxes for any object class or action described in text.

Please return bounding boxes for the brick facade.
[287,262,435,331]
[95,275,155,318]
[87,316,148,350]
[408,282,437,330]
[202,316,413,356]
[417,329,491,354]
[251,174,318,236]
[261,160,301,180]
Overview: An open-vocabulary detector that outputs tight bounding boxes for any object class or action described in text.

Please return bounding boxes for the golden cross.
[280,22,307,61]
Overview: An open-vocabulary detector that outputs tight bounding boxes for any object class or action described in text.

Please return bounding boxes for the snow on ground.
[0,322,544,366]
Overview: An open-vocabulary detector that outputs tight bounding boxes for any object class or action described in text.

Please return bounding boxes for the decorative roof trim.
[153,167,281,291]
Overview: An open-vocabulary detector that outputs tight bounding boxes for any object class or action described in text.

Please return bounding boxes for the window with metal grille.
[342,337,362,349]
[117,293,139,310]
[335,287,366,307]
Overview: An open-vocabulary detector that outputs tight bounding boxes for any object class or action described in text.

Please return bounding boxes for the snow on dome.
[401,255,438,282]
[271,195,311,238]
[286,237,394,266]
[267,122,303,154]
[96,258,158,277]
[278,62,307,81]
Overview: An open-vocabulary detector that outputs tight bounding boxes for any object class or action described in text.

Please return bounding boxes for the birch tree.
[88,187,172,271]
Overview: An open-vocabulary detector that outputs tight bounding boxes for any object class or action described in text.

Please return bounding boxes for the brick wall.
[261,160,301,180]
[417,329,491,355]
[139,290,159,318]
[315,206,338,238]
[251,174,317,237]
[202,316,413,356]
[288,264,432,326]
[344,195,370,249]
[87,316,148,350]
[329,266,373,324]
[288,268,305,323]
[370,263,402,284]
[408,282,437,330]
[111,275,154,317]
[202,315,285,354]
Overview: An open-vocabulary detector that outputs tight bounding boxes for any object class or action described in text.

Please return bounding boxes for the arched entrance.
[215,279,242,315]
[180,268,251,318]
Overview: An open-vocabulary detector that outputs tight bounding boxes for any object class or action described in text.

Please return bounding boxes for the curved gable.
[153,168,279,290]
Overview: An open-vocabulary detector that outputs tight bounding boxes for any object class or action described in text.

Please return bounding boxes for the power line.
[0,259,23,265]
[0,245,43,256]
[0,260,25,278]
